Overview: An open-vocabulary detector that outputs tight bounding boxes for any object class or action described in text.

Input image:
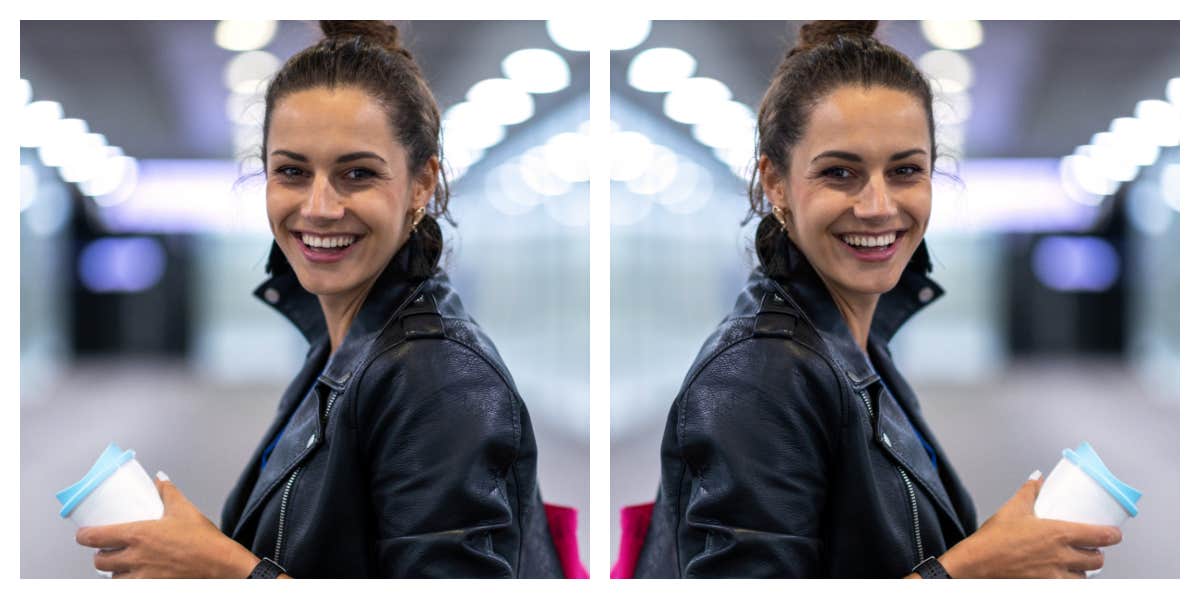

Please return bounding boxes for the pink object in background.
[610,502,655,579]
[543,503,589,579]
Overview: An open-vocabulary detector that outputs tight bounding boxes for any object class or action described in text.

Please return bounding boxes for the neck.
[317,277,378,354]
[820,278,879,353]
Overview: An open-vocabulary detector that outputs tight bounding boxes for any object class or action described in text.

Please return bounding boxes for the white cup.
[57,443,165,577]
[1033,442,1141,577]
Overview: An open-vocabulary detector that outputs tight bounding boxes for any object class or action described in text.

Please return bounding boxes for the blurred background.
[20,20,590,577]
[609,20,1179,577]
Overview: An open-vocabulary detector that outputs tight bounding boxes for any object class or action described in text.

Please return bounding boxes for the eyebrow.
[270,150,387,164]
[811,148,927,163]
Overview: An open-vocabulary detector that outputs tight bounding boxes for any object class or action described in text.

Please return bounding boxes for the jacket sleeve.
[353,339,522,578]
[674,338,842,577]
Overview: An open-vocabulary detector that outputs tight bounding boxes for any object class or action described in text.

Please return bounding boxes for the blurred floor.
[21,359,588,578]
[610,358,1178,578]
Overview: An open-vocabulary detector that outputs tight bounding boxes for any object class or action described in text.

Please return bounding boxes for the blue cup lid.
[56,442,136,519]
[1063,441,1142,517]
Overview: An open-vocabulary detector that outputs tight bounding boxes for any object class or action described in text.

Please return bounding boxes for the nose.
[853,173,898,223]
[301,173,344,223]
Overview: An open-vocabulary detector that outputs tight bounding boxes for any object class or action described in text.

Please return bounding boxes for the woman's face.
[265,86,436,302]
[762,85,933,305]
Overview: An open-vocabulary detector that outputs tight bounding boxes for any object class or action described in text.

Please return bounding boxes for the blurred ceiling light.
[626,145,679,195]
[486,162,541,216]
[1108,117,1161,167]
[547,19,591,52]
[611,131,653,181]
[441,145,482,182]
[519,145,572,196]
[215,20,278,52]
[443,101,506,149]
[58,133,111,183]
[1085,134,1141,183]
[19,78,31,107]
[545,186,589,227]
[20,164,38,212]
[1059,153,1116,202]
[715,143,756,180]
[1125,179,1173,236]
[920,20,984,50]
[78,237,167,294]
[223,51,281,92]
[37,118,89,168]
[1134,99,1180,147]
[502,48,570,94]
[1161,162,1179,211]
[544,132,589,182]
[919,50,974,93]
[1031,235,1120,293]
[933,91,973,125]
[19,100,64,148]
[26,183,72,236]
[226,92,265,126]
[1166,77,1180,106]
[611,187,653,226]
[85,155,139,205]
[628,47,696,93]
[691,100,756,149]
[610,19,652,51]
[466,78,534,125]
[664,77,732,124]
[659,160,712,215]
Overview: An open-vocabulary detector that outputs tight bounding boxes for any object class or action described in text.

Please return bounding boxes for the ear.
[758,155,788,212]
[410,155,439,212]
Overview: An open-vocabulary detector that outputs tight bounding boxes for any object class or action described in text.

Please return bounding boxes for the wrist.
[938,541,977,579]
[219,539,262,578]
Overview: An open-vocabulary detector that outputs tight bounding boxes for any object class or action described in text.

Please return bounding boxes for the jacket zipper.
[273,389,340,564]
[858,388,924,563]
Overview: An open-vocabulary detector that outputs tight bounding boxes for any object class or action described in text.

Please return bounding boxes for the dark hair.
[748,20,937,276]
[261,20,451,278]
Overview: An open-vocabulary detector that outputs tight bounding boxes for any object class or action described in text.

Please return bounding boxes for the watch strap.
[248,556,287,579]
[912,555,952,579]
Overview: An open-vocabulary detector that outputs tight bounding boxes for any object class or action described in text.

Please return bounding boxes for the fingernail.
[1028,469,1043,481]
[155,470,170,482]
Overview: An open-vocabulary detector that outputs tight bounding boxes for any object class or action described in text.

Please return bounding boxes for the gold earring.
[772,205,787,228]
[410,207,426,233]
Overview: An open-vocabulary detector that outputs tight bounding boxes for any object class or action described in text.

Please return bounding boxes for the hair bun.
[793,20,878,55]
[319,20,408,56]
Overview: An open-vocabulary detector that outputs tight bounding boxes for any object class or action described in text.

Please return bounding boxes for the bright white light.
[545,186,589,227]
[920,50,974,93]
[610,20,651,51]
[20,164,38,212]
[692,100,756,150]
[547,20,591,52]
[86,156,139,205]
[58,133,111,183]
[1086,134,1141,183]
[37,118,89,168]
[1109,117,1161,167]
[502,48,570,94]
[1161,162,1179,211]
[1134,99,1180,147]
[466,78,535,126]
[626,145,679,195]
[1125,179,1172,236]
[226,91,266,126]
[26,183,72,236]
[920,20,984,50]
[628,47,696,93]
[224,51,281,92]
[933,91,973,125]
[544,132,590,183]
[664,77,732,124]
[443,101,507,150]
[1060,154,1117,202]
[485,162,541,216]
[215,20,278,52]
[716,142,756,180]
[659,160,712,214]
[442,145,482,182]
[1166,77,1180,106]
[611,131,653,181]
[19,100,64,148]
[611,188,653,226]
[938,124,967,156]
[19,78,31,107]
[519,145,572,196]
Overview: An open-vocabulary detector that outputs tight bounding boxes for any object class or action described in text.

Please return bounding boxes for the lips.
[836,229,905,263]
[292,231,362,264]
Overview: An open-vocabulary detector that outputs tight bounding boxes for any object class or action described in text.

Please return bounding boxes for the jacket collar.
[252,240,433,390]
[765,235,944,388]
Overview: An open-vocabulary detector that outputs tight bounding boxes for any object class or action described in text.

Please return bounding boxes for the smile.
[292,231,362,264]
[837,230,904,262]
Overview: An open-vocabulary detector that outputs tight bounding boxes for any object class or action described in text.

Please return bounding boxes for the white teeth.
[301,233,357,249]
[840,232,897,248]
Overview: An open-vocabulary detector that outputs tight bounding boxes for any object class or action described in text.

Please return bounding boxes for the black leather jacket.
[634,239,978,578]
[219,243,563,578]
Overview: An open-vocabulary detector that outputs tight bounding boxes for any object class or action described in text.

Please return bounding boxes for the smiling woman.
[73,20,566,579]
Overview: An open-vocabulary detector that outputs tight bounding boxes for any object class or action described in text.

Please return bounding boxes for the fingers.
[94,547,133,574]
[1063,546,1105,573]
[1010,475,1043,510]
[76,523,136,549]
[1062,522,1122,548]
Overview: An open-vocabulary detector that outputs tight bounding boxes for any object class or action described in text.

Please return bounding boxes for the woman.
[633,21,1122,578]
[75,20,564,578]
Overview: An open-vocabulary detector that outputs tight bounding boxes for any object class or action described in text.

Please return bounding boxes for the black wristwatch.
[912,556,952,579]
[248,556,287,579]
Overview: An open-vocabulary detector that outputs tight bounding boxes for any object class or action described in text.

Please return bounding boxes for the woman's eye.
[346,167,377,181]
[274,166,304,179]
[893,165,924,177]
[822,166,854,180]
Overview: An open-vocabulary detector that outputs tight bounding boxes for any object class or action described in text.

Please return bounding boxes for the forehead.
[267,86,400,154]
[797,86,930,156]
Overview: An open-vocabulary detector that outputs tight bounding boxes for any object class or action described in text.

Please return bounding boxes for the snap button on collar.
[264,287,280,304]
[917,287,935,303]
